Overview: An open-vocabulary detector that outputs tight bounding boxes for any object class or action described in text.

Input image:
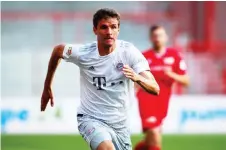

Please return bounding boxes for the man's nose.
[106,27,112,35]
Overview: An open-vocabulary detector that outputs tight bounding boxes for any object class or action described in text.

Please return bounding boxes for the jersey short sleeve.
[175,52,187,75]
[63,44,83,65]
[129,44,150,74]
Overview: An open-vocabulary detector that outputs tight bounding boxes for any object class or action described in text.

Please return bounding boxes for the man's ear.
[93,26,97,35]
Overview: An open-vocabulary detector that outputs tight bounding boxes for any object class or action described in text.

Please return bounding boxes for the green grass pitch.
[2,134,226,150]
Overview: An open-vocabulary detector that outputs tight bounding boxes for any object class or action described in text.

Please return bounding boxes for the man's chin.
[154,44,162,49]
[104,42,114,47]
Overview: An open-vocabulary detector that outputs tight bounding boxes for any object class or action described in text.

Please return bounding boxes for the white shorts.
[77,114,132,150]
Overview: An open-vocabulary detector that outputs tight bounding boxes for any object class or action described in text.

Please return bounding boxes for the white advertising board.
[1,96,226,134]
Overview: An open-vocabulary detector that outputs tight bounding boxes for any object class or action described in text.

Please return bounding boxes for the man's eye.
[112,26,117,29]
[100,25,107,29]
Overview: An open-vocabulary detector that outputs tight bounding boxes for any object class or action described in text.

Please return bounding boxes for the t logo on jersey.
[93,77,106,90]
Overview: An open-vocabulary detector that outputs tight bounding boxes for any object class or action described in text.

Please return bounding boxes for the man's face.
[150,28,168,48]
[93,17,119,47]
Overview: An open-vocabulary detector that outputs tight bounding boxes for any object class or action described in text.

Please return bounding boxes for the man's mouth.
[105,37,114,40]
[105,38,114,43]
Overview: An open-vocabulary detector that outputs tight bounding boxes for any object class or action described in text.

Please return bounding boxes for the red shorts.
[137,90,171,131]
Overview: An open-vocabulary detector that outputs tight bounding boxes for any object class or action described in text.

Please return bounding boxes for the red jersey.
[137,47,186,99]
[137,48,187,129]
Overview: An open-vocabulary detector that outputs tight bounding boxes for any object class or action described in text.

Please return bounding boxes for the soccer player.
[134,25,189,150]
[40,8,160,150]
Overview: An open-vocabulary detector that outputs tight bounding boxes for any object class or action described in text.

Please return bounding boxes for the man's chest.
[80,56,129,88]
[146,55,178,80]
[148,55,176,68]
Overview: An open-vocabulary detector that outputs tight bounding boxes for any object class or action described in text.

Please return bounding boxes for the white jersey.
[63,40,150,127]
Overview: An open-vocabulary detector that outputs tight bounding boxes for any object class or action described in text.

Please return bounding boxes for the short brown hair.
[93,8,121,28]
[150,25,164,34]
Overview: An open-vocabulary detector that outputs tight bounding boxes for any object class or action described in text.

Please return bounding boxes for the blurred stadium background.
[1,1,226,150]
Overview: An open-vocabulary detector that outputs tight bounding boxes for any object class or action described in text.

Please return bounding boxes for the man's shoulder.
[166,47,183,59]
[117,40,134,49]
[166,47,179,55]
[67,41,97,55]
[82,41,97,51]
[142,49,154,57]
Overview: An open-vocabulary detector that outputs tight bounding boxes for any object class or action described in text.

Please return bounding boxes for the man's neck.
[98,42,116,56]
[153,46,166,54]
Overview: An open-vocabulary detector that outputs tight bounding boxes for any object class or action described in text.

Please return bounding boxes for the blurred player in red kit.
[134,25,189,150]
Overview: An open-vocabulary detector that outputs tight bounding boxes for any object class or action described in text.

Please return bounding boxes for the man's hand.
[122,65,139,82]
[163,66,173,76]
[123,64,159,95]
[41,87,54,111]
[163,66,189,86]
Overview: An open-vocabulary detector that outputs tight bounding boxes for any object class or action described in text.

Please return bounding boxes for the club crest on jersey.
[116,63,124,71]
[164,57,175,65]
[66,47,72,56]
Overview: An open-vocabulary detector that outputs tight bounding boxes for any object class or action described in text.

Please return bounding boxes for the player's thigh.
[138,99,166,132]
[138,94,170,120]
[77,116,113,150]
[96,140,115,150]
[138,98,159,119]
[92,127,132,150]
[144,126,162,146]
[77,115,131,150]
[141,114,163,131]
[139,103,164,132]
[110,129,132,150]
[92,133,115,150]
[145,126,161,139]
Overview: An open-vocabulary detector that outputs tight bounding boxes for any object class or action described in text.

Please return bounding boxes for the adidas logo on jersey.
[88,66,95,70]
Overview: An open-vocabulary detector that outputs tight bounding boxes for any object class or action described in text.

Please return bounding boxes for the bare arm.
[164,53,190,87]
[165,71,189,87]
[41,44,64,111]
[44,44,64,88]
[123,65,160,95]
[136,71,160,95]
